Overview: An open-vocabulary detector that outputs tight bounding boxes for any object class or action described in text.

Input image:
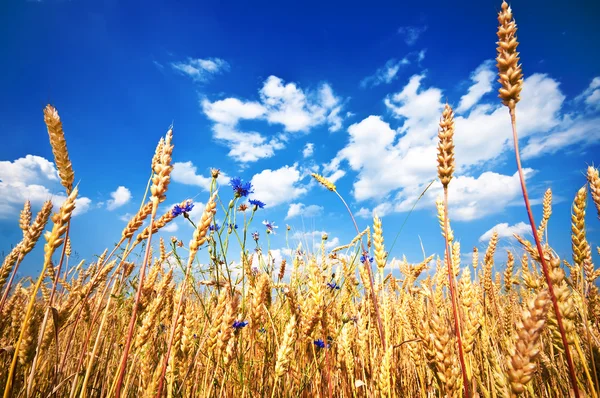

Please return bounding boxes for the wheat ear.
[4,187,78,398]
[437,102,470,398]
[43,105,75,193]
[587,166,600,219]
[496,2,579,396]
[155,191,217,398]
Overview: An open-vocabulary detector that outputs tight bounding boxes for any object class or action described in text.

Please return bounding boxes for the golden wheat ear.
[43,105,75,193]
[496,1,523,111]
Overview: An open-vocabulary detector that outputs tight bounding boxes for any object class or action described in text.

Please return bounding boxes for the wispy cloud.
[286,203,323,219]
[302,143,314,158]
[456,60,495,113]
[397,25,428,46]
[361,58,410,88]
[361,51,425,88]
[171,57,230,82]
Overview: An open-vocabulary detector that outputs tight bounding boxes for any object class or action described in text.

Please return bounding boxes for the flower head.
[233,320,248,330]
[252,231,260,241]
[360,254,374,264]
[263,220,278,234]
[230,177,254,198]
[249,199,266,209]
[238,203,249,212]
[326,281,341,290]
[209,223,220,232]
[228,223,238,232]
[171,200,194,217]
[313,339,330,349]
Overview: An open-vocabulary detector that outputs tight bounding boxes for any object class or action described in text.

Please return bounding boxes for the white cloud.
[0,155,58,184]
[521,115,600,159]
[324,237,340,250]
[212,124,285,163]
[363,169,533,221]
[162,223,179,233]
[0,155,92,219]
[326,63,594,223]
[397,25,428,45]
[171,57,229,82]
[361,51,426,88]
[361,58,410,88]
[119,213,134,222]
[172,161,229,190]
[251,164,308,207]
[302,143,314,158]
[260,76,343,133]
[575,77,600,110]
[200,76,345,163]
[106,186,131,210]
[201,98,266,125]
[285,203,324,219]
[456,60,495,113]
[479,222,530,242]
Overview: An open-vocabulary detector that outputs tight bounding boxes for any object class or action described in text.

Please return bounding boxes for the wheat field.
[1,1,600,397]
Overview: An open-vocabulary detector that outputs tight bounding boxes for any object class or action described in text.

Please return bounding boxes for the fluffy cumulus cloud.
[0,155,92,219]
[479,222,530,242]
[171,57,230,82]
[250,164,308,207]
[201,76,345,163]
[286,203,324,219]
[330,59,593,221]
[172,161,229,190]
[106,186,131,210]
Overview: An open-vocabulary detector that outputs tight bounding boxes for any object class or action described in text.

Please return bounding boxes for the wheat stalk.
[496,2,580,396]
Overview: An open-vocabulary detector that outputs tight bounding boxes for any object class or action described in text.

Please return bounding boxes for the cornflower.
[171,200,194,217]
[263,220,278,234]
[249,199,266,210]
[313,339,330,349]
[230,177,253,198]
[232,320,248,329]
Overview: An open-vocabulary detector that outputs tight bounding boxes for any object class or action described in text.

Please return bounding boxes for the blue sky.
[1,0,599,278]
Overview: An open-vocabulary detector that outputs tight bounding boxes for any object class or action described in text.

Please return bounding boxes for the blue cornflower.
[249,199,266,209]
[313,339,330,349]
[258,327,266,334]
[326,281,341,290]
[171,200,194,217]
[252,231,260,241]
[233,320,248,329]
[262,220,278,234]
[230,177,254,198]
[360,255,374,264]
[209,223,220,232]
[228,223,238,230]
